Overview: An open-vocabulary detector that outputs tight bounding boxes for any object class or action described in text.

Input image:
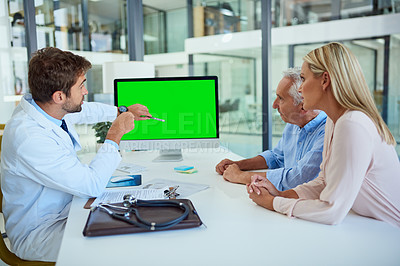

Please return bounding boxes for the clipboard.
[84,198,96,209]
[83,186,180,209]
[82,199,203,237]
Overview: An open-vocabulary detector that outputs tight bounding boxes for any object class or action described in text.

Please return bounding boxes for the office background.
[0,0,399,159]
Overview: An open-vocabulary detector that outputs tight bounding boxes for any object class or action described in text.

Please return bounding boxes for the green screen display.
[115,77,219,140]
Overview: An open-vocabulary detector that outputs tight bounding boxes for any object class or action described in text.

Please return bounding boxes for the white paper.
[91,188,165,207]
[142,179,209,198]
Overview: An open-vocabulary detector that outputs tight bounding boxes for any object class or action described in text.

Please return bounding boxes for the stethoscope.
[95,194,190,231]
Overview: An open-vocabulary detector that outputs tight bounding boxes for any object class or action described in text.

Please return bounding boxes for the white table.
[56,149,400,266]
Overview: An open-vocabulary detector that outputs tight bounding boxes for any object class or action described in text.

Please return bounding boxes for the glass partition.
[0,0,26,123]
[143,1,187,54]
[3,1,28,97]
[35,0,128,53]
[143,5,166,55]
[273,0,400,27]
[143,5,188,54]
[165,7,187,53]
[193,50,262,157]
[193,0,262,37]
[340,0,400,18]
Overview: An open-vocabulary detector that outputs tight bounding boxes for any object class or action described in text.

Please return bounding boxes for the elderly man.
[216,67,326,191]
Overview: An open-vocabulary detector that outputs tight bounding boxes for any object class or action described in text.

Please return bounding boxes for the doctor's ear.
[52,91,66,104]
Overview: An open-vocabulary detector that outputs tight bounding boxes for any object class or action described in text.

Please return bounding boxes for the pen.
[141,115,165,122]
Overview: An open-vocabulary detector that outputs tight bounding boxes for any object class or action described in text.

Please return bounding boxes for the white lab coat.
[0,93,121,261]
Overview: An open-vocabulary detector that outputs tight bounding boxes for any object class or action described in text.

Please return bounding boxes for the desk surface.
[56,149,400,266]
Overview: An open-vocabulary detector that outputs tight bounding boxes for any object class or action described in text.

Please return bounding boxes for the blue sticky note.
[106,175,142,188]
[174,165,194,171]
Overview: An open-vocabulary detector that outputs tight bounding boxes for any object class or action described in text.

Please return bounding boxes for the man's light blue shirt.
[259,112,327,191]
[31,100,119,150]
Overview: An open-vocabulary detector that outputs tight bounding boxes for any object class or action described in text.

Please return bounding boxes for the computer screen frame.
[114,76,220,153]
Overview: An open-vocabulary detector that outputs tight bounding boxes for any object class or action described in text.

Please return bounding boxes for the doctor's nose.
[82,86,88,95]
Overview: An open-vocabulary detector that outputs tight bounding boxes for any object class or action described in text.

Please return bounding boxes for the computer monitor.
[114,76,219,162]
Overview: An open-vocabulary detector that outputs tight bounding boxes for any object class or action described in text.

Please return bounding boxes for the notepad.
[141,179,209,198]
[174,165,194,171]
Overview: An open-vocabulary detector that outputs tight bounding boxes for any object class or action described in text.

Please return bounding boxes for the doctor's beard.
[62,97,83,113]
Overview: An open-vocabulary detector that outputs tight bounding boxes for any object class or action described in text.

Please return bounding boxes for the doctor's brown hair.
[28,47,92,103]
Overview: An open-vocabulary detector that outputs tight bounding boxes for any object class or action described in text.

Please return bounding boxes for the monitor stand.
[153,149,183,162]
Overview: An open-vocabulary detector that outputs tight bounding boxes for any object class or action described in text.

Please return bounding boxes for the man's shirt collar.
[303,111,327,133]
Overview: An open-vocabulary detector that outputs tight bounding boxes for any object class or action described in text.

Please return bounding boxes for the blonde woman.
[247,42,400,227]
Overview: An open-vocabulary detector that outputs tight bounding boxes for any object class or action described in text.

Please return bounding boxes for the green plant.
[92,122,112,143]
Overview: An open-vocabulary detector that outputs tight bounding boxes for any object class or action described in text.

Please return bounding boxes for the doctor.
[0,47,151,262]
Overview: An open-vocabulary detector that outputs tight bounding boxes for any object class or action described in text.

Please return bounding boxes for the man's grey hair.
[283,67,302,105]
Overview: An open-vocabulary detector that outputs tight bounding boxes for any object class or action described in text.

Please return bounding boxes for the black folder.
[83,199,203,237]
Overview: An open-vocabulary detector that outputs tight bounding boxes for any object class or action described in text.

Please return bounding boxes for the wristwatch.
[118,105,128,114]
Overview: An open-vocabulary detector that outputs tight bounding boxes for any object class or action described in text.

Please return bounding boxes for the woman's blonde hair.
[303,42,395,145]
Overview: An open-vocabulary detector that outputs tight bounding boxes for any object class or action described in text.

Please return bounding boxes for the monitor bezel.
[113,76,219,149]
